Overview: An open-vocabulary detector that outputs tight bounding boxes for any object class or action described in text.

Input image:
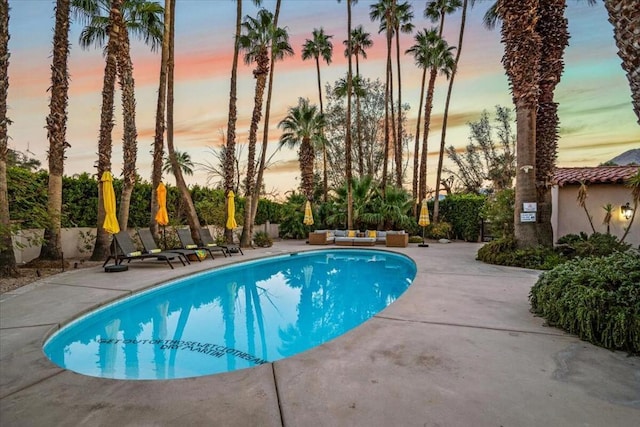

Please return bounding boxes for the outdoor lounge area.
[308,230,409,247]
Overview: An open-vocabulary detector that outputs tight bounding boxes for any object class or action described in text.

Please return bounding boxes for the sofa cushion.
[335,230,346,237]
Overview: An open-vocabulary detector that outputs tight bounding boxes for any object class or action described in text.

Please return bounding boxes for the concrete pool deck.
[1,240,638,426]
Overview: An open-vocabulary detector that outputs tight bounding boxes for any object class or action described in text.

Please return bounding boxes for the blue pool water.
[44,249,416,380]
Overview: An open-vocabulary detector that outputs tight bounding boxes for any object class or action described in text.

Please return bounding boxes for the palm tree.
[39,0,71,261]
[337,0,356,230]
[151,0,171,239]
[433,0,467,223]
[406,29,431,213]
[344,25,372,176]
[302,27,333,202]
[497,0,541,248]
[252,0,290,233]
[278,99,325,201]
[162,150,194,176]
[415,31,455,203]
[392,1,414,187]
[164,0,201,243]
[223,0,262,245]
[604,0,640,125]
[238,8,293,247]
[81,0,163,260]
[0,0,17,277]
[369,0,395,191]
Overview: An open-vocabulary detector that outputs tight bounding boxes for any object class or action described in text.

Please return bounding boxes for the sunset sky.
[6,0,639,197]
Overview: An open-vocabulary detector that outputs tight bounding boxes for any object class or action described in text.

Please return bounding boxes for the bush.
[253,231,273,247]
[438,193,485,241]
[530,252,640,354]
[480,188,514,239]
[408,235,423,244]
[425,222,452,240]
[476,237,562,270]
[556,232,631,259]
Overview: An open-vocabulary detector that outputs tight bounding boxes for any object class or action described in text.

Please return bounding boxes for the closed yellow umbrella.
[303,200,314,226]
[155,183,169,226]
[226,190,238,230]
[418,199,430,227]
[102,171,120,235]
[418,199,430,247]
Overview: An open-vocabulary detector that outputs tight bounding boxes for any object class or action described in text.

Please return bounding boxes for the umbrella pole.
[162,225,167,250]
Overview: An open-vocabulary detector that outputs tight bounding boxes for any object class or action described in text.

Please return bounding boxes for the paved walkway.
[1,240,638,426]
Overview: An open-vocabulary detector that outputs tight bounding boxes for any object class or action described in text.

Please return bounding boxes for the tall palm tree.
[370,0,395,191]
[164,0,201,243]
[433,0,467,223]
[302,27,333,202]
[419,0,460,203]
[0,0,17,277]
[223,0,262,245]
[344,25,372,176]
[151,0,170,239]
[253,0,290,232]
[39,0,71,261]
[416,31,455,203]
[278,98,326,201]
[238,8,293,247]
[497,0,541,248]
[81,0,163,260]
[406,29,430,214]
[337,0,356,229]
[393,1,413,187]
[604,0,640,125]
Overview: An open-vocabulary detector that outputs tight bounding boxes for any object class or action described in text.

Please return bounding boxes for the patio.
[1,240,638,426]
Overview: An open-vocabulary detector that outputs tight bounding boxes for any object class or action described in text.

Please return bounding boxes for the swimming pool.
[44,249,416,380]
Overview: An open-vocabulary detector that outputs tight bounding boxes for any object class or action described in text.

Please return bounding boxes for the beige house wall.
[551,184,639,248]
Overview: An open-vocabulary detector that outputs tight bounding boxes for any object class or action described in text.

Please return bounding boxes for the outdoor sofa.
[308,229,407,247]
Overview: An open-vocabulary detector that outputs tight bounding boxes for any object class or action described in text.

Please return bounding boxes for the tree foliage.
[445,105,516,194]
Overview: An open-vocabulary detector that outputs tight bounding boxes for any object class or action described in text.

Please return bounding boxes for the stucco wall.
[551,184,639,248]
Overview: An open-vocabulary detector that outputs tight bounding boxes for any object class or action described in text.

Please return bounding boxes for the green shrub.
[438,193,485,241]
[408,235,423,244]
[476,237,562,270]
[556,232,631,259]
[425,222,452,240]
[480,188,514,239]
[253,231,273,247]
[530,252,640,354]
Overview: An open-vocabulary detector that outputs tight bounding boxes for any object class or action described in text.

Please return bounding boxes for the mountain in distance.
[605,149,640,166]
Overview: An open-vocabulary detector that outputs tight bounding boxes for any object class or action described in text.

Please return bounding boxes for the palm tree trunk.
[434,0,468,224]
[394,22,403,187]
[116,15,137,231]
[345,0,353,229]
[90,0,120,262]
[355,56,364,177]
[514,105,538,247]
[317,54,329,201]
[419,70,437,202]
[165,0,200,242]
[40,0,71,261]
[412,66,426,216]
[151,0,171,239]
[0,0,17,277]
[604,0,640,125]
[224,0,242,245]
[251,0,282,234]
[381,30,392,194]
[240,55,269,247]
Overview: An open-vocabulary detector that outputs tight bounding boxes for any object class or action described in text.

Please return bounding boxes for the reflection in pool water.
[44,250,416,380]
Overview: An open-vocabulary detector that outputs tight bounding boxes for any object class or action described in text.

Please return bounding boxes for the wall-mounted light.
[621,202,633,220]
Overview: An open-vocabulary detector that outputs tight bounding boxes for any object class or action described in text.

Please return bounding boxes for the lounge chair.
[136,228,198,264]
[199,227,244,256]
[103,231,185,269]
[177,227,224,260]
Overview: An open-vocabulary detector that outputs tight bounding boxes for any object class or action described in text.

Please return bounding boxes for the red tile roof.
[554,166,639,186]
